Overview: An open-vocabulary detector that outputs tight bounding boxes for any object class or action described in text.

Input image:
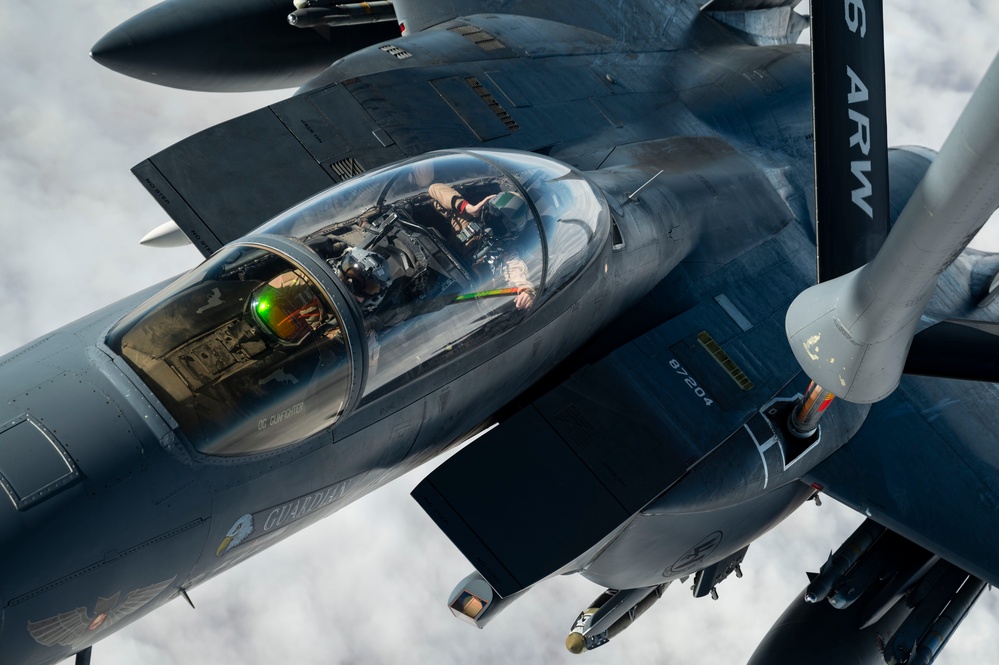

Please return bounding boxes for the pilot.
[413,161,436,189]
[428,182,537,309]
[250,269,336,345]
[306,235,395,313]
[337,247,394,314]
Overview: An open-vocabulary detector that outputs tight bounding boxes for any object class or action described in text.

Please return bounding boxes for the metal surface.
[786,49,999,402]
[1,1,997,663]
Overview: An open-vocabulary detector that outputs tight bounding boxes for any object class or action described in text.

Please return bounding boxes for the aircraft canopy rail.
[258,149,609,397]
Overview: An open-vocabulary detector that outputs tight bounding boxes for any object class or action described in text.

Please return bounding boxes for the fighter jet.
[2,1,999,664]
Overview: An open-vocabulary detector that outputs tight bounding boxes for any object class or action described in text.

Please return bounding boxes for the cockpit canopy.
[107,150,609,457]
[263,150,608,299]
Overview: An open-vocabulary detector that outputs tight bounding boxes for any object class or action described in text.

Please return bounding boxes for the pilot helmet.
[412,162,435,188]
[483,191,529,238]
[249,273,326,346]
[339,248,392,309]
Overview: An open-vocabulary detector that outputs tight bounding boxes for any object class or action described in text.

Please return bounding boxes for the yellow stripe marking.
[697,331,754,391]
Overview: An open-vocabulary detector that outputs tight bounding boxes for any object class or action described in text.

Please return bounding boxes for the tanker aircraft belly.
[2,1,999,664]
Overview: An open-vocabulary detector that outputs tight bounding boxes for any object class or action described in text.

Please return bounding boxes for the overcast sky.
[1,1,998,663]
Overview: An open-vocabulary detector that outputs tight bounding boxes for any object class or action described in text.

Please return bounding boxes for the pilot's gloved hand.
[514,287,536,310]
[465,195,496,216]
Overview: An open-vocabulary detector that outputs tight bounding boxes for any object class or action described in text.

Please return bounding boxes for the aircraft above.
[1,1,999,663]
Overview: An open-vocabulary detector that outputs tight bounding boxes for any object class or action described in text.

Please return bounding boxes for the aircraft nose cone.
[90,27,136,73]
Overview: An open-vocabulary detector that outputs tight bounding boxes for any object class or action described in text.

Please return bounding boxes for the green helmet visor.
[250,281,325,345]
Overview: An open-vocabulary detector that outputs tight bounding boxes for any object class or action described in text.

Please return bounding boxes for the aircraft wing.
[132,87,408,257]
[131,18,622,256]
[805,374,999,589]
[413,251,810,597]
[132,1,812,257]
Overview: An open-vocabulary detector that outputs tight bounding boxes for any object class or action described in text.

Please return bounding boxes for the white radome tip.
[140,220,190,248]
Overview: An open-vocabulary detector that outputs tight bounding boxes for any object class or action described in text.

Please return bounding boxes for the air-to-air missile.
[804,518,885,603]
[829,540,935,620]
[289,1,397,28]
[825,538,899,611]
[879,561,984,665]
[892,575,986,665]
[750,530,986,665]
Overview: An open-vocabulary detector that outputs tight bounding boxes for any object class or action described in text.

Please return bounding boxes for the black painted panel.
[904,319,999,382]
[139,107,335,253]
[811,0,890,281]
[412,406,630,597]
[430,76,511,141]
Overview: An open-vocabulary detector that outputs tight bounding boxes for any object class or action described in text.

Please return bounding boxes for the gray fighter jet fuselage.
[3,2,998,664]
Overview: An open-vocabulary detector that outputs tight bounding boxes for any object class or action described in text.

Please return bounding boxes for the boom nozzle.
[787,50,999,403]
[789,381,834,437]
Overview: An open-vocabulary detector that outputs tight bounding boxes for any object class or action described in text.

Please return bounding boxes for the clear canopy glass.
[107,246,353,456]
[107,150,608,456]
[261,150,608,397]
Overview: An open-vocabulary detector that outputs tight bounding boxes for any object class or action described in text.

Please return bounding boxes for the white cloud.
[0,1,995,664]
